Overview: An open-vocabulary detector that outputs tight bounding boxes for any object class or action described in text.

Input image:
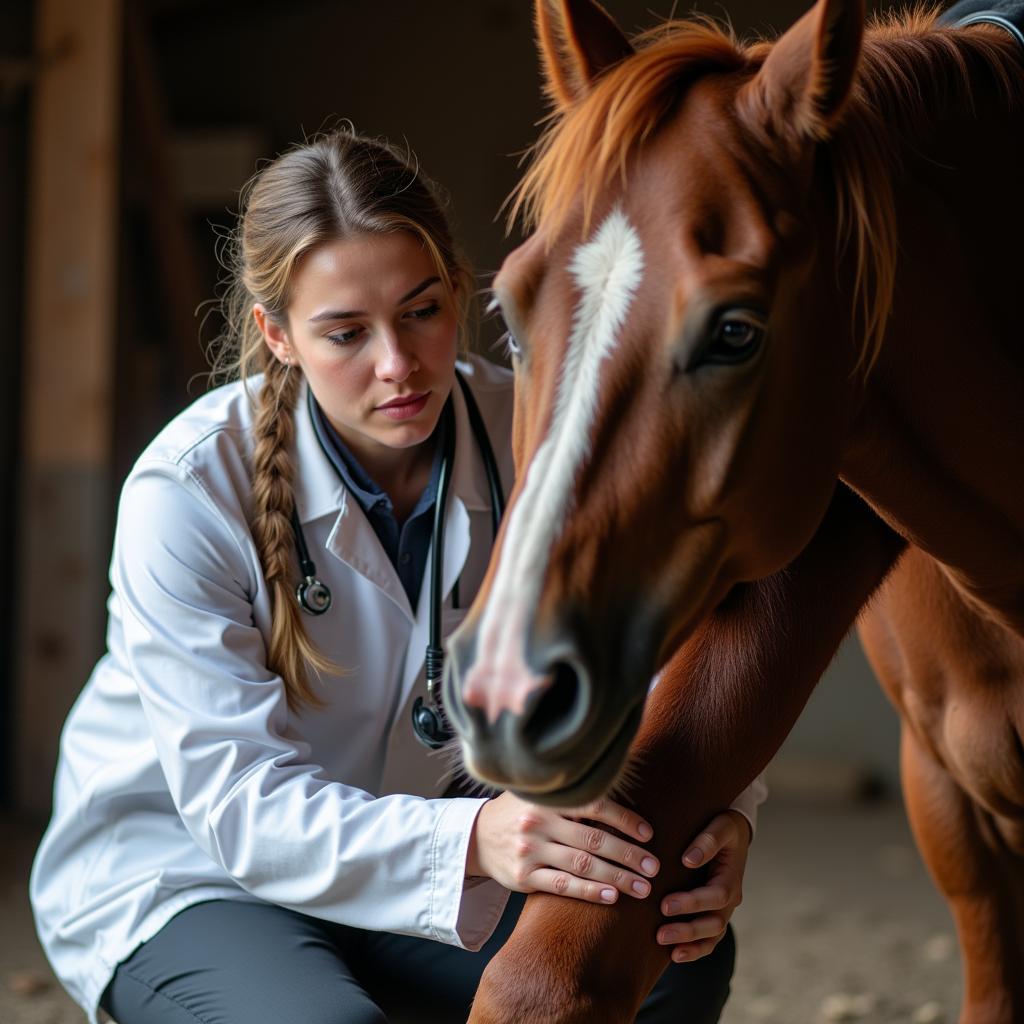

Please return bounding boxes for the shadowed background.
[0,2,954,1022]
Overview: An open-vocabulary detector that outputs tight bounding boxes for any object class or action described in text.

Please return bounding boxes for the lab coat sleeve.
[728,772,769,838]
[113,459,509,949]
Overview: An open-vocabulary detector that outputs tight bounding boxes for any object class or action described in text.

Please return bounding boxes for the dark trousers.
[101,895,734,1024]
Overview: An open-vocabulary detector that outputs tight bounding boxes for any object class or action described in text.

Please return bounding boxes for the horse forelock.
[511,7,1024,381]
[509,18,747,239]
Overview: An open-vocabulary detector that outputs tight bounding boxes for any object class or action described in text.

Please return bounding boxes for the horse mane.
[510,17,746,236]
[510,6,1024,376]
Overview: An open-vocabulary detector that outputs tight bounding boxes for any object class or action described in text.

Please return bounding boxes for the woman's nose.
[374,330,419,382]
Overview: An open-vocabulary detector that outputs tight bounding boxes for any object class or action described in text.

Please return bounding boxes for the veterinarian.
[30,128,766,1024]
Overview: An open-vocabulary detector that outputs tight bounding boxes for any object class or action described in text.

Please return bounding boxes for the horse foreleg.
[898,723,1024,1024]
[468,896,653,1024]
[468,485,905,1024]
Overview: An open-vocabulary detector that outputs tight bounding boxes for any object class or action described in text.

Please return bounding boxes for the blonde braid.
[250,358,337,711]
[211,127,474,712]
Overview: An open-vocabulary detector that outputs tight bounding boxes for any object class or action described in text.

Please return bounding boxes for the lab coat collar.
[292,367,492,526]
[292,379,348,525]
[448,362,492,515]
[295,370,487,624]
[323,478,472,626]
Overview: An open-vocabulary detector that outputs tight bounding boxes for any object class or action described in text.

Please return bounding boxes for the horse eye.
[502,329,522,361]
[702,312,766,366]
[489,295,524,362]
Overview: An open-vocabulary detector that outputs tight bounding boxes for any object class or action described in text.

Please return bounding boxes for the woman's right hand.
[465,792,660,904]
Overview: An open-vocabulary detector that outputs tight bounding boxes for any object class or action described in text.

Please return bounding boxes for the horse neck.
[624,486,904,853]
[837,25,1024,631]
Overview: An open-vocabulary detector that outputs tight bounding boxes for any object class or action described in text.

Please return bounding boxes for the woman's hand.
[657,809,751,962]
[466,792,660,905]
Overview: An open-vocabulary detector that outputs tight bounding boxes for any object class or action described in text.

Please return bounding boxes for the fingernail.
[673,949,690,963]
[641,856,659,875]
[683,848,704,867]
[601,888,617,903]
[638,822,653,840]
[632,879,650,896]
[663,899,678,916]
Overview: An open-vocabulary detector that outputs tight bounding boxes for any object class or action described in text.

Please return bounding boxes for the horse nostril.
[521,660,590,757]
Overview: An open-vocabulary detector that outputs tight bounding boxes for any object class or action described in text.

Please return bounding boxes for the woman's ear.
[253,304,294,365]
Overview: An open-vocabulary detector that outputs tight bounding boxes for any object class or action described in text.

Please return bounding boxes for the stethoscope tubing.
[425,395,456,704]
[291,368,505,746]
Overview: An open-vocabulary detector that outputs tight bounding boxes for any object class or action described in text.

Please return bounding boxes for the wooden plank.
[15,0,122,817]
[124,2,208,397]
[0,1,34,810]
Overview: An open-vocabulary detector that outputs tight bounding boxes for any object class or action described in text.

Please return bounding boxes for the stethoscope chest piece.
[411,695,449,749]
[297,576,332,615]
[412,642,451,749]
[291,505,332,615]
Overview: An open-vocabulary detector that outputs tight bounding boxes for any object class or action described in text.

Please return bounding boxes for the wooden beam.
[124,3,208,396]
[15,0,122,817]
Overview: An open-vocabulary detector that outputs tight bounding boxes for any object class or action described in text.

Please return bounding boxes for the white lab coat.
[31,353,767,1023]
[30,355,516,1022]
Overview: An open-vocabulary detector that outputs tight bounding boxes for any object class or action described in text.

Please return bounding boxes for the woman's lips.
[376,391,430,420]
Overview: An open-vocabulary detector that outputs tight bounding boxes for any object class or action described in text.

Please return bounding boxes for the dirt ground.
[1,795,960,1024]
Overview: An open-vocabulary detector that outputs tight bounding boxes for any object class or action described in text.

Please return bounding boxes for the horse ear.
[535,0,635,111]
[743,0,865,141]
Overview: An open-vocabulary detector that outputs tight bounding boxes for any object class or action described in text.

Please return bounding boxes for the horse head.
[444,0,874,804]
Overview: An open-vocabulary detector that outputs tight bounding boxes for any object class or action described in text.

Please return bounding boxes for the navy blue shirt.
[308,394,444,609]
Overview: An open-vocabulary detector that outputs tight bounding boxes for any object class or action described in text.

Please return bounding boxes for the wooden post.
[124,2,208,399]
[15,0,122,817]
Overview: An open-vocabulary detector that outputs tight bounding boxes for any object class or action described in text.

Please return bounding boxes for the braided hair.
[210,128,473,712]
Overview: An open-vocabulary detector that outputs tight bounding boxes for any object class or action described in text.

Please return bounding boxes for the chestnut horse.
[443,1,1024,1021]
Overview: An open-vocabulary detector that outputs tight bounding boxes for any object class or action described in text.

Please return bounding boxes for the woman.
[30,129,765,1024]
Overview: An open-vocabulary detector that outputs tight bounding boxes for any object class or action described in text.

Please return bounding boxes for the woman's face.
[257,231,459,467]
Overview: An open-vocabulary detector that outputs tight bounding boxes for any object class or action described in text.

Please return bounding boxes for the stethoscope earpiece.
[297,577,332,615]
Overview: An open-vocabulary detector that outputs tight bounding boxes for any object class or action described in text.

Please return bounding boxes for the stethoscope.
[290,369,506,749]
[936,6,1024,48]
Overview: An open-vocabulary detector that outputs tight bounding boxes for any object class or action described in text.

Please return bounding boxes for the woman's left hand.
[656,809,751,963]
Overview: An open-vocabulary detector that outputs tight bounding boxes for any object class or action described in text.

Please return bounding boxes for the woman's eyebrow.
[398,275,441,304]
[307,276,441,323]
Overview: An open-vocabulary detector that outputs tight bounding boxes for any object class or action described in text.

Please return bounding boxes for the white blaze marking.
[466,209,645,719]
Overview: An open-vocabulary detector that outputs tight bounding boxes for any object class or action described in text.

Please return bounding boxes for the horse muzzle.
[442,610,657,806]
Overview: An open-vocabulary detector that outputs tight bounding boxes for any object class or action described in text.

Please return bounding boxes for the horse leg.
[468,485,905,1024]
[898,723,1024,1024]
[858,556,1024,1024]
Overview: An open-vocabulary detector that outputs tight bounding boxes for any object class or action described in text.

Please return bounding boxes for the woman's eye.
[326,326,363,346]
[406,301,441,321]
[702,312,766,366]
